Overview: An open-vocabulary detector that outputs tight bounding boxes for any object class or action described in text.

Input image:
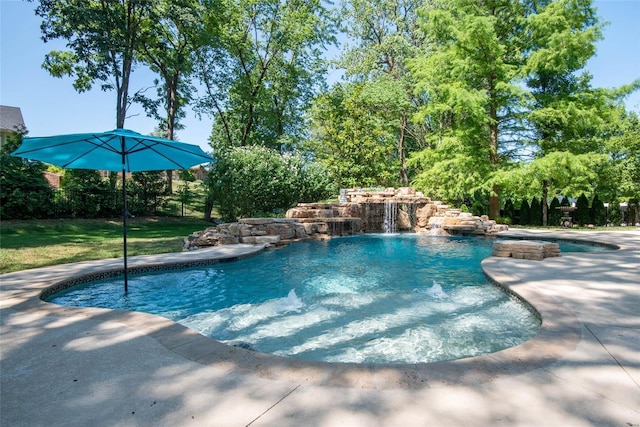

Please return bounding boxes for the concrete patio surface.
[1,230,639,426]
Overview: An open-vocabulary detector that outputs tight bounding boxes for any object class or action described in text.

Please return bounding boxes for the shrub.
[629,199,640,225]
[208,146,335,222]
[549,197,561,226]
[608,198,622,225]
[575,193,590,226]
[503,198,515,224]
[591,194,606,226]
[61,169,117,218]
[0,132,55,219]
[530,196,542,226]
[495,216,512,225]
[519,199,531,225]
[128,171,167,216]
[471,200,485,216]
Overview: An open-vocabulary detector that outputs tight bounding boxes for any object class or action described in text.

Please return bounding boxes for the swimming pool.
[47,235,606,364]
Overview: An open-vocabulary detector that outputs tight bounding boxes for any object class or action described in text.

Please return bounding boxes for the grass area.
[0,217,211,274]
[1,217,636,274]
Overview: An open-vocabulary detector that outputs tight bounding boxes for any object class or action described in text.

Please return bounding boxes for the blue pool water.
[48,235,607,364]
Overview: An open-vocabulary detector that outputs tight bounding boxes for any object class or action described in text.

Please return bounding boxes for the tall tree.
[409,0,614,219]
[35,0,155,128]
[137,0,206,192]
[338,0,426,184]
[409,0,528,217]
[523,0,604,224]
[196,0,335,151]
[525,0,604,154]
[307,81,400,187]
[604,107,640,203]
[492,150,609,216]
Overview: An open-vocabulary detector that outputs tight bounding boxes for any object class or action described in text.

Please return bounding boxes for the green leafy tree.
[129,171,167,215]
[409,0,613,219]
[136,0,206,193]
[493,151,609,225]
[307,82,399,187]
[575,193,590,226]
[521,1,640,225]
[410,0,528,217]
[0,132,54,219]
[177,181,192,217]
[35,0,155,127]
[525,0,604,155]
[62,169,114,218]
[605,109,640,203]
[337,0,426,184]
[196,0,335,151]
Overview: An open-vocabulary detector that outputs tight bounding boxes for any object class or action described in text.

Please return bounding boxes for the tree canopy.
[28,0,639,222]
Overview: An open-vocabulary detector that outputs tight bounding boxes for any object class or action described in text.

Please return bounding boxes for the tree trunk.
[398,116,408,185]
[204,193,214,222]
[542,179,549,226]
[488,117,500,219]
[488,78,499,219]
[164,72,179,194]
[116,57,132,128]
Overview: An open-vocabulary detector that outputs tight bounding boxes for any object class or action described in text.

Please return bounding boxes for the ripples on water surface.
[49,235,609,363]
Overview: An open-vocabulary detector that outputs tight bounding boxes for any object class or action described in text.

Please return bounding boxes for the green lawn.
[0,217,211,274]
[1,217,632,274]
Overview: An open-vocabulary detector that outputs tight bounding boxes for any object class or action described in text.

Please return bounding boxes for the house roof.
[0,105,25,132]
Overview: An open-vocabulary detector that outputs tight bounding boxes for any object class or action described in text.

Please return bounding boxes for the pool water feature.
[47,235,607,364]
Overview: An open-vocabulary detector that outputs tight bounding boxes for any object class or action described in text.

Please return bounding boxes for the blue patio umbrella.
[12,128,213,292]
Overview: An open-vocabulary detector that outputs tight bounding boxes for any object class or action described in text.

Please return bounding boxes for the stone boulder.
[186,227,239,249]
[492,240,561,261]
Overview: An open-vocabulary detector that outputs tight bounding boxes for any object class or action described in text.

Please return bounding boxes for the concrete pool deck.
[1,230,639,426]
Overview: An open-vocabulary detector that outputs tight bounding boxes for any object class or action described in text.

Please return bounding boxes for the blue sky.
[1,0,639,152]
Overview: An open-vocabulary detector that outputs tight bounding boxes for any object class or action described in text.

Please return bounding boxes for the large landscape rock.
[492,240,561,261]
[186,187,509,250]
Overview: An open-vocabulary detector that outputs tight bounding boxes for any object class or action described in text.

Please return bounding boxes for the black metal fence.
[3,188,197,220]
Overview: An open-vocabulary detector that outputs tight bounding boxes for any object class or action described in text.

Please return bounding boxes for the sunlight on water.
[177,280,537,363]
[47,235,617,363]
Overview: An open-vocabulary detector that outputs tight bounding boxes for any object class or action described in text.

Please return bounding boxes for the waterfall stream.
[383,202,397,233]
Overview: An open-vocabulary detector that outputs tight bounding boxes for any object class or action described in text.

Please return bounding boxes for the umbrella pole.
[122,166,129,293]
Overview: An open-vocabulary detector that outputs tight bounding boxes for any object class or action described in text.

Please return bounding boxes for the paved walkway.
[1,230,639,426]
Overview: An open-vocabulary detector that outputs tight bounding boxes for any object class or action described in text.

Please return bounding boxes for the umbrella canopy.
[12,129,214,292]
[11,128,212,172]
